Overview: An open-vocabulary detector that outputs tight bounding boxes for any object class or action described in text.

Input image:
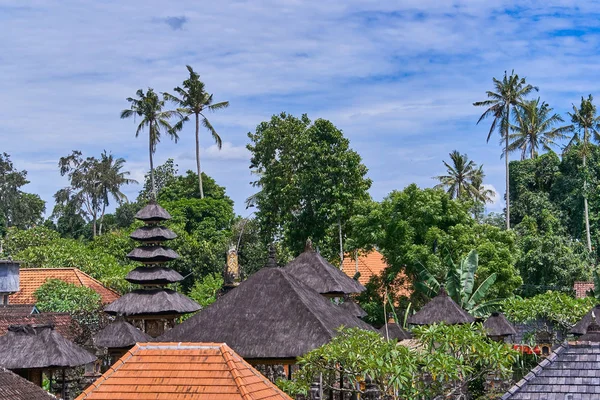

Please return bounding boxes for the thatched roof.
[126,246,179,263]
[407,287,475,325]
[125,266,183,284]
[484,312,516,337]
[130,225,177,242]
[94,320,153,349]
[284,243,365,296]
[338,300,368,318]
[578,321,600,342]
[0,324,96,369]
[0,367,56,399]
[158,268,375,360]
[571,304,600,335]
[134,202,171,222]
[379,321,412,340]
[104,289,200,316]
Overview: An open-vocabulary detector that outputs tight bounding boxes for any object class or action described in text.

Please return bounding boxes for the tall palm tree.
[120,88,178,200]
[567,95,600,252]
[507,98,570,160]
[97,151,138,234]
[471,166,496,204]
[474,71,537,229]
[434,150,480,200]
[164,66,229,199]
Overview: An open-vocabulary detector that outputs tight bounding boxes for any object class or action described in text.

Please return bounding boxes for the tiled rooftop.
[9,268,120,305]
[77,342,292,400]
[574,281,594,299]
[341,249,411,296]
[502,342,600,399]
[0,366,56,399]
[0,313,79,341]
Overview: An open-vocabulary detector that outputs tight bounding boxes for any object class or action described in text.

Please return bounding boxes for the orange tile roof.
[0,313,79,341]
[9,268,120,305]
[77,342,292,400]
[341,249,411,297]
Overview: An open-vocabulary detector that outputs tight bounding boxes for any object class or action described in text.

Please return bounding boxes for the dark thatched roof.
[158,268,375,360]
[0,324,96,369]
[284,246,365,296]
[126,246,179,263]
[338,300,368,318]
[579,321,600,342]
[484,312,516,337]
[104,289,200,316]
[379,322,412,340]
[130,226,177,242]
[134,202,171,222]
[407,287,475,325]
[0,367,56,399]
[125,266,183,284]
[94,320,153,349]
[571,304,600,335]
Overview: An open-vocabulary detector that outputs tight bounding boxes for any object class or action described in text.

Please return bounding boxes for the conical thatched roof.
[94,320,153,349]
[0,366,56,399]
[130,226,177,242]
[0,325,96,369]
[407,287,475,325]
[379,322,412,340]
[338,300,368,318]
[126,246,179,263]
[125,266,184,284]
[484,312,516,337]
[571,304,600,335]
[284,242,365,296]
[104,289,200,316]
[578,321,600,342]
[135,202,171,222]
[158,268,375,360]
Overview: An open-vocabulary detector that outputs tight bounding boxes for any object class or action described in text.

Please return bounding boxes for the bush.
[34,279,101,313]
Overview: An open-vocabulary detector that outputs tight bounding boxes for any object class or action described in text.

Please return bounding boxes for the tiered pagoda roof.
[94,319,152,350]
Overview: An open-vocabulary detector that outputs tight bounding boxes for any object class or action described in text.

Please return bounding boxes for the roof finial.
[266,244,278,268]
[438,285,447,296]
[305,239,314,252]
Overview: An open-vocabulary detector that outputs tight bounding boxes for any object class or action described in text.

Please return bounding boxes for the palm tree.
[120,88,178,200]
[434,150,480,200]
[471,166,496,204]
[97,151,138,234]
[507,98,570,160]
[474,71,537,229]
[567,95,600,252]
[164,66,229,199]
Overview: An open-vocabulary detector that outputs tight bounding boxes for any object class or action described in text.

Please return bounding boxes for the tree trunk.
[99,203,106,236]
[196,113,204,199]
[149,125,156,200]
[583,129,592,251]
[505,104,511,230]
[338,218,343,265]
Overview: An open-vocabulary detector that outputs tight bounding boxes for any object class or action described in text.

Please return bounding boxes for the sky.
[3,0,600,217]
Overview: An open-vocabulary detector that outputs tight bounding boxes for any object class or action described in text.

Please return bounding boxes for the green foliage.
[282,325,516,399]
[187,273,224,308]
[502,291,596,331]
[34,279,101,313]
[158,170,231,203]
[1,226,60,256]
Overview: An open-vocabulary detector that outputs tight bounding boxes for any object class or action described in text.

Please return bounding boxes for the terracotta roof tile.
[0,366,56,399]
[0,313,79,341]
[77,342,292,400]
[341,250,411,297]
[574,281,594,299]
[9,268,120,305]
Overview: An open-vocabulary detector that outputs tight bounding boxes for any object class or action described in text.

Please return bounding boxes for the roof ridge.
[220,343,252,400]
[72,269,121,297]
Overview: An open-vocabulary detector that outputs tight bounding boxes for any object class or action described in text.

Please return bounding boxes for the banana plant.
[415,249,501,317]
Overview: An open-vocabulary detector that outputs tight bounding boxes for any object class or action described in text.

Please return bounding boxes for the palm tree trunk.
[149,126,156,200]
[196,113,204,199]
[99,203,106,236]
[505,105,511,230]
[583,128,592,251]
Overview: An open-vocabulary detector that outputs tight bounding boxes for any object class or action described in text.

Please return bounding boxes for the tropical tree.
[120,88,178,199]
[474,71,538,229]
[508,98,570,160]
[434,150,482,200]
[165,66,229,199]
[471,166,496,204]
[567,95,600,252]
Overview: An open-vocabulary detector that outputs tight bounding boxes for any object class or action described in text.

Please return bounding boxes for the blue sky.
[3,1,600,216]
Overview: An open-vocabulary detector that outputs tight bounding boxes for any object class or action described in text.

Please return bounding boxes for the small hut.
[407,287,475,326]
[103,201,200,337]
[570,304,600,335]
[0,324,96,397]
[93,319,152,363]
[484,312,516,342]
[158,267,375,365]
[379,317,411,340]
[0,366,56,399]
[285,240,365,298]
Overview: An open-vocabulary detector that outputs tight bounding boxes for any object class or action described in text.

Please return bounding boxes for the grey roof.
[379,322,411,340]
[502,342,600,399]
[571,304,600,335]
[126,246,179,263]
[338,301,368,318]
[0,366,56,399]
[104,289,200,316]
[134,202,171,222]
[407,287,475,325]
[158,268,375,360]
[130,225,177,242]
[484,312,516,337]
[125,266,184,284]
[284,245,365,296]
[94,319,153,349]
